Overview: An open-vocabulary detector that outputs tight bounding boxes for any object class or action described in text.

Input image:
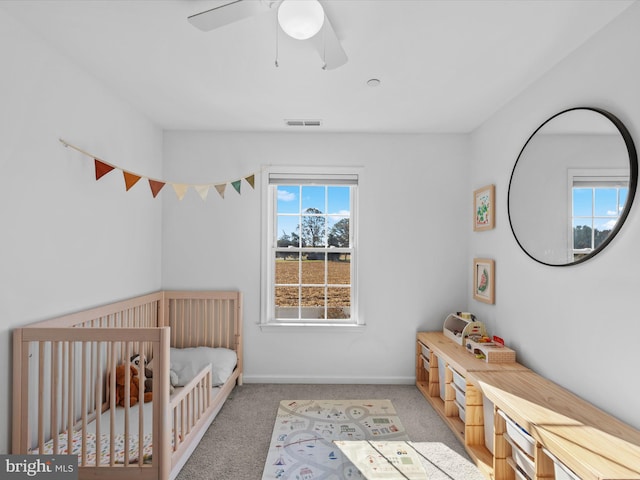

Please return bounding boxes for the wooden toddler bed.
[12,290,243,480]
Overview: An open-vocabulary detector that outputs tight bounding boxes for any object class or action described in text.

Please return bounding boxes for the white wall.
[162,132,470,383]
[470,3,640,429]
[0,10,163,453]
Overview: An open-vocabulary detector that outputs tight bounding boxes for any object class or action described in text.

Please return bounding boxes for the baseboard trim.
[242,374,416,385]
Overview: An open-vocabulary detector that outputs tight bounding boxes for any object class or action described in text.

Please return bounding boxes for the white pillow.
[170,347,237,386]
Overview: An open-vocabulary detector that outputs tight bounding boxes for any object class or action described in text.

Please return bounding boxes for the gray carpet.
[176,384,480,480]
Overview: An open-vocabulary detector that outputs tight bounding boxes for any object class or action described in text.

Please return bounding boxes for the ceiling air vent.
[285,119,322,127]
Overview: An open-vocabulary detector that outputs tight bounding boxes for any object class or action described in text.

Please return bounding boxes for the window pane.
[328,254,350,284]
[594,188,618,216]
[277,216,300,247]
[573,188,592,217]
[620,188,628,212]
[300,287,325,319]
[277,186,299,214]
[275,286,299,318]
[301,185,325,212]
[301,254,325,284]
[594,218,616,248]
[328,217,349,247]
[327,186,350,215]
[275,253,299,284]
[573,219,592,250]
[328,287,350,319]
[300,214,326,247]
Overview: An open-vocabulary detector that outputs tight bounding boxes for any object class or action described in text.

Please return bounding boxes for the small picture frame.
[473,258,495,304]
[473,184,495,231]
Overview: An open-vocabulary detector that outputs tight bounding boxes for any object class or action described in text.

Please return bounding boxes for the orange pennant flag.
[123,171,141,191]
[148,179,165,198]
[95,159,115,180]
[245,174,255,189]
[215,184,226,199]
[172,183,189,200]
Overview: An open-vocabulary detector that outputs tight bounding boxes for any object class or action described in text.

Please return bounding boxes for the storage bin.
[449,366,466,392]
[420,343,430,359]
[438,357,446,400]
[543,448,581,480]
[498,410,536,457]
[421,354,429,370]
[513,466,531,480]
[505,433,535,480]
[451,382,465,406]
[455,400,466,422]
[483,395,494,454]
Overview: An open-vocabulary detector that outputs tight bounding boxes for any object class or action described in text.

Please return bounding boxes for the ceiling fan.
[188,0,348,70]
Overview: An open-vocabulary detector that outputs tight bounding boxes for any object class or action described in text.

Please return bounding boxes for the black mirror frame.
[507,107,638,266]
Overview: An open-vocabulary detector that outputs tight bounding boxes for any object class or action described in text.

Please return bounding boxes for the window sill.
[259,323,366,333]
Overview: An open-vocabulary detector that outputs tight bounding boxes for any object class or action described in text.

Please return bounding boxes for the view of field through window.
[274,184,352,320]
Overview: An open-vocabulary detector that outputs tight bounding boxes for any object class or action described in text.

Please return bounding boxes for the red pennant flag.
[94,159,115,180]
[148,179,165,198]
[123,171,141,191]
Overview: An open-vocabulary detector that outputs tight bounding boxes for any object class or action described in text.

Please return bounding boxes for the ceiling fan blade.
[309,14,347,70]
[188,0,270,32]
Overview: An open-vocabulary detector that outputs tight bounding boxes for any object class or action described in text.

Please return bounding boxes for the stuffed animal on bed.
[131,354,153,394]
[114,364,152,407]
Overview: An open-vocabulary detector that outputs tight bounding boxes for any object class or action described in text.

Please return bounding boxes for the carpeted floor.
[175,384,475,480]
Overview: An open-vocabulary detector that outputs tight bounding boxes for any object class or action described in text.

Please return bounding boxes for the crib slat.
[67,342,73,460]
[124,342,131,466]
[95,343,102,467]
[81,342,87,466]
[51,342,59,454]
[109,342,116,466]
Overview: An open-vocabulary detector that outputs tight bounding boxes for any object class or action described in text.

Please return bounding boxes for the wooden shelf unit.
[416,332,640,480]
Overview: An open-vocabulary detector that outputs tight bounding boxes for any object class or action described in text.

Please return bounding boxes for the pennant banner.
[95,159,114,180]
[148,179,165,198]
[172,184,189,200]
[61,138,260,201]
[123,171,141,191]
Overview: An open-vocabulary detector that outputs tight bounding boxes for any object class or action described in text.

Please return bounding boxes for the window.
[570,169,629,261]
[261,167,360,327]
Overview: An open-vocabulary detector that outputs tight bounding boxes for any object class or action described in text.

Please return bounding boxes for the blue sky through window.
[277,185,351,244]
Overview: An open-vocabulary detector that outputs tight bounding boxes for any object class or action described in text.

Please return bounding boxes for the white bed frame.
[12,290,243,480]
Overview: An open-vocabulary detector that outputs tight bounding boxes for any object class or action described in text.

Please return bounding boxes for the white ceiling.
[1,0,634,133]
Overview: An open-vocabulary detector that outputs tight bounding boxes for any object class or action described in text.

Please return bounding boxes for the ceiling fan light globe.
[278,0,325,40]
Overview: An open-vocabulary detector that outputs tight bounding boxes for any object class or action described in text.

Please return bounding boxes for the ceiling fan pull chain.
[274,11,280,68]
[321,19,327,70]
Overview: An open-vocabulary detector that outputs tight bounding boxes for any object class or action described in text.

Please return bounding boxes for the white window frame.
[568,168,629,260]
[260,166,362,329]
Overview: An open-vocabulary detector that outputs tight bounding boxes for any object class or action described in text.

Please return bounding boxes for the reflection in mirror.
[508,108,638,266]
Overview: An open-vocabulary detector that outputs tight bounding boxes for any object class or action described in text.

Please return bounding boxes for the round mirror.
[508,107,638,266]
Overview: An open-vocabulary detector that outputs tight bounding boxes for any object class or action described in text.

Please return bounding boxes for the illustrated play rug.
[261,399,411,480]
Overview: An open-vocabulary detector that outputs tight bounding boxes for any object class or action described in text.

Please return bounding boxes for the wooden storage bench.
[416,331,640,480]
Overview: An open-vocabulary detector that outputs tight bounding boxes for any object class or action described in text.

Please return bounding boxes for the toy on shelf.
[465,334,516,363]
[442,313,487,346]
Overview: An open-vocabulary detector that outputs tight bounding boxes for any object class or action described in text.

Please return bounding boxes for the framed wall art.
[473,184,495,231]
[473,258,495,304]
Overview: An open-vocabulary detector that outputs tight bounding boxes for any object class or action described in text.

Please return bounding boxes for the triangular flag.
[148,179,165,198]
[123,171,141,191]
[245,174,255,189]
[231,180,241,194]
[172,183,189,200]
[215,184,226,199]
[195,185,210,201]
[94,159,115,180]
